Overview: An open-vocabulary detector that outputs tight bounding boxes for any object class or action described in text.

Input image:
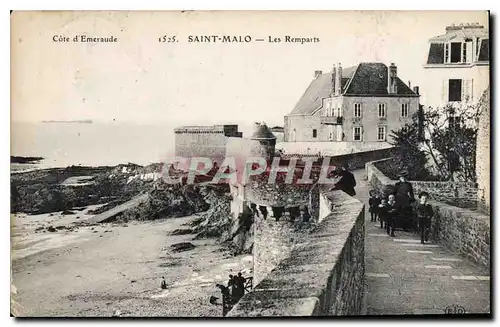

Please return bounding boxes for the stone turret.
[250,122,277,160]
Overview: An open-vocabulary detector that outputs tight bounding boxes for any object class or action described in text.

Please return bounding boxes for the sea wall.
[366,159,490,269]
[228,191,365,317]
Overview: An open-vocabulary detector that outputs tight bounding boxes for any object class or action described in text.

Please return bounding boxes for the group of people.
[214,272,252,315]
[226,273,248,303]
[368,173,434,244]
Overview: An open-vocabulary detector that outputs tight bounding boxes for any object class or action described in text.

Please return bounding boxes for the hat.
[398,171,408,178]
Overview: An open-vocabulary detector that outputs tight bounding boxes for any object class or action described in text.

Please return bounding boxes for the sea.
[11,121,256,172]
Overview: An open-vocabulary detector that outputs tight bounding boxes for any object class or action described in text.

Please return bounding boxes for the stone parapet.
[228,191,365,317]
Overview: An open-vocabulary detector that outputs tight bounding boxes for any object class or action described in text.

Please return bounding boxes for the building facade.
[284,62,419,143]
[174,124,242,164]
[421,23,489,110]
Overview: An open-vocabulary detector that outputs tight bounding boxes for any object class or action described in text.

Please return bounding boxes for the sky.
[11,10,489,127]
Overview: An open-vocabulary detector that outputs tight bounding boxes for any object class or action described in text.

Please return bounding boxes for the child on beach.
[416,191,434,244]
[368,190,381,222]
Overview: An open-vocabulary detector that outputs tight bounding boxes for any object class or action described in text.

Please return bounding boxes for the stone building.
[475,87,490,214]
[421,23,489,111]
[174,124,242,164]
[284,62,419,143]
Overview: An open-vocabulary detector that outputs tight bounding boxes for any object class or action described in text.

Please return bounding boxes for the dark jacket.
[334,170,357,196]
[378,204,388,221]
[386,202,398,223]
[393,181,414,207]
[417,203,434,222]
[369,196,381,213]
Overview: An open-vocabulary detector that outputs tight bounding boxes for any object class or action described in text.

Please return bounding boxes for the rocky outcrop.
[118,183,209,221]
[10,163,207,217]
[192,187,232,239]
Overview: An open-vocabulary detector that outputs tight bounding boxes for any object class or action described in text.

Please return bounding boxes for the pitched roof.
[289,66,356,115]
[288,63,417,116]
[344,63,416,96]
[429,27,488,43]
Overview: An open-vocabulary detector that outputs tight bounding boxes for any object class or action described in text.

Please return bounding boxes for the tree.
[389,113,433,181]
[390,88,488,182]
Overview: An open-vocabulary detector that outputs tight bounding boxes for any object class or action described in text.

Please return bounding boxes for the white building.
[421,23,489,112]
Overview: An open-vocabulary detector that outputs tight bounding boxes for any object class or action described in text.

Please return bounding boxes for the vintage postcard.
[10,10,490,317]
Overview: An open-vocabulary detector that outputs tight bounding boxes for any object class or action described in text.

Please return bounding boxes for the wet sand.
[11,212,252,317]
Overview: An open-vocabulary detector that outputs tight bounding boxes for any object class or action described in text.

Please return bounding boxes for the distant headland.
[41,119,93,124]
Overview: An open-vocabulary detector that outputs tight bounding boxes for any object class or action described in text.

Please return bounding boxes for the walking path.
[88,194,149,224]
[351,170,490,315]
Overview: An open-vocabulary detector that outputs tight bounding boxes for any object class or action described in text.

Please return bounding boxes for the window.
[312,129,317,138]
[354,103,362,117]
[328,125,334,141]
[462,42,467,63]
[336,107,342,117]
[377,126,386,141]
[378,103,386,118]
[450,42,461,63]
[401,103,409,117]
[353,126,362,141]
[444,42,450,63]
[448,79,462,102]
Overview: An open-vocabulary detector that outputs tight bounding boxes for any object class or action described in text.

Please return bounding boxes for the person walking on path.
[386,194,397,237]
[368,190,381,222]
[393,172,415,231]
[416,191,434,244]
[378,198,388,229]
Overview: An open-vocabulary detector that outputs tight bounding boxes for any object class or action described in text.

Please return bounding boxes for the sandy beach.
[11,210,253,317]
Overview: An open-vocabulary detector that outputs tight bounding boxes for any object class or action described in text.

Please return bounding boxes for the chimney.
[413,86,420,95]
[387,63,398,94]
[335,63,342,96]
[314,70,322,78]
[331,65,336,96]
[408,80,411,88]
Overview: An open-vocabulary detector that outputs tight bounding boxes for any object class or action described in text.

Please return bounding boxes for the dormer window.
[441,40,477,64]
[450,42,461,63]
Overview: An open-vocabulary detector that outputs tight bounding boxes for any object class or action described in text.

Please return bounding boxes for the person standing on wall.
[393,172,415,231]
[331,164,356,196]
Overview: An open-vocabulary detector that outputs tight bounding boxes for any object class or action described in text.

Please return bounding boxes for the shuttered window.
[449,79,462,102]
